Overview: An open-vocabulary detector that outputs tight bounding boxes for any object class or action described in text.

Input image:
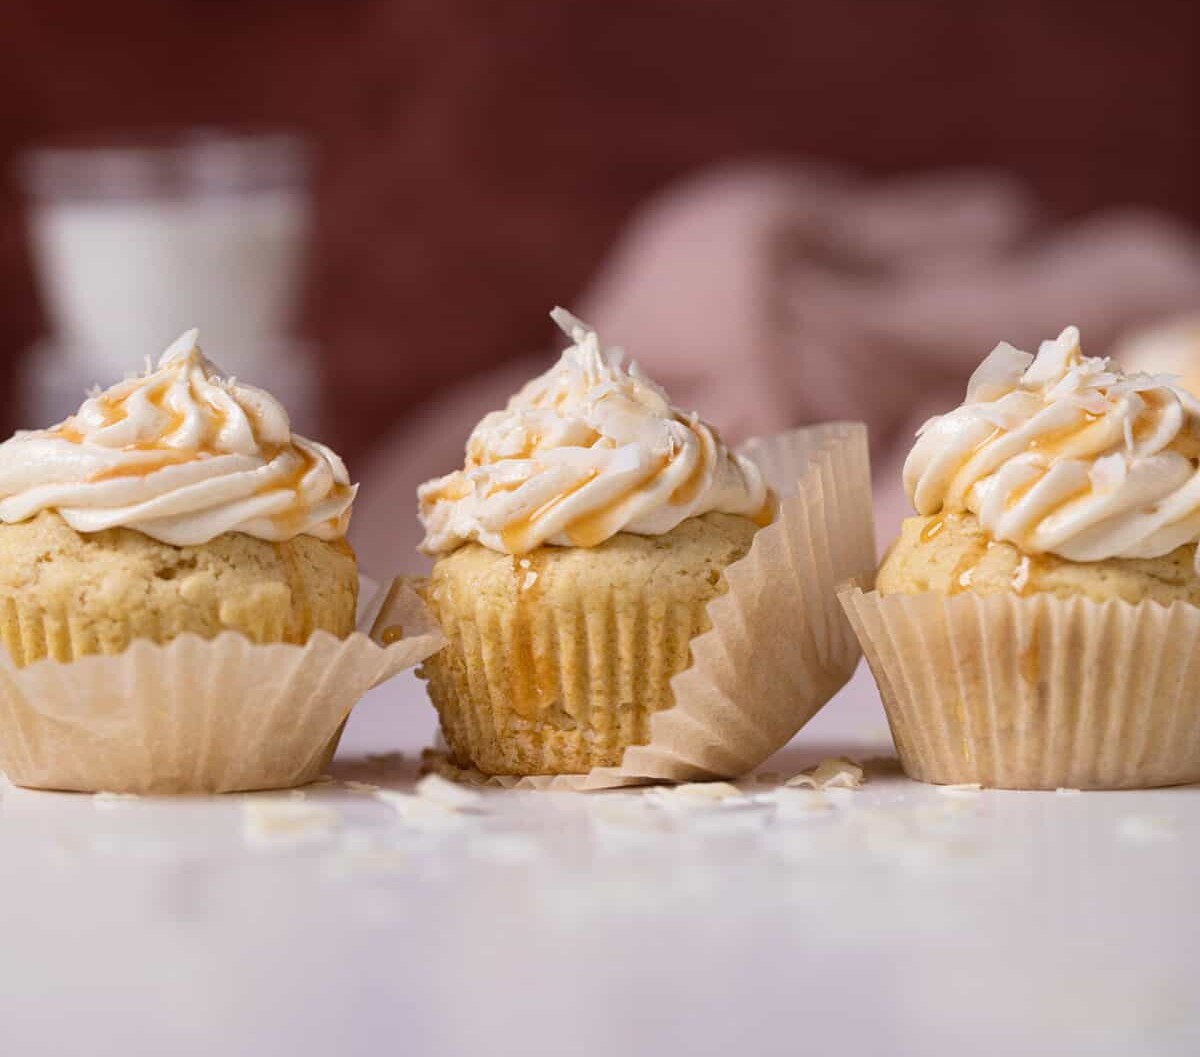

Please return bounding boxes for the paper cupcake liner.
[0,577,443,794]
[427,554,722,776]
[430,422,876,791]
[840,585,1200,790]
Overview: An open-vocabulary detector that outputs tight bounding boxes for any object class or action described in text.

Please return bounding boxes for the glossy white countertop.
[1,663,1197,1057]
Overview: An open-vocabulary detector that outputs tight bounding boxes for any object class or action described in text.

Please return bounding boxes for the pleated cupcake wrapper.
[436,422,876,790]
[428,569,725,777]
[0,577,443,794]
[840,586,1200,790]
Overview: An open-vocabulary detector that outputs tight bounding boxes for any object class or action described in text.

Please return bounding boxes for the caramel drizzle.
[1025,410,1105,459]
[45,367,347,533]
[919,516,946,543]
[750,490,778,527]
[444,401,766,552]
[1002,469,1046,511]
[929,368,1191,595]
[668,420,712,506]
[947,542,989,595]
[88,448,201,483]
[501,469,601,554]
[941,395,1155,530]
[507,548,557,718]
[1018,611,1041,685]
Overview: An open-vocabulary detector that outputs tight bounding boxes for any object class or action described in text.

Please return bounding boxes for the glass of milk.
[18,129,313,394]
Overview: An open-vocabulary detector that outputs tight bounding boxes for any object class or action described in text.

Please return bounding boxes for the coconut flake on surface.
[1055,787,1082,797]
[374,790,470,827]
[1117,814,1177,845]
[785,758,864,790]
[934,782,983,796]
[243,801,339,847]
[643,782,748,809]
[415,773,483,810]
[92,791,139,806]
[373,774,483,826]
[768,788,834,819]
[343,780,381,794]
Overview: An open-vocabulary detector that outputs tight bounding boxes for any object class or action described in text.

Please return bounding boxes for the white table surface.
[1,662,1196,1057]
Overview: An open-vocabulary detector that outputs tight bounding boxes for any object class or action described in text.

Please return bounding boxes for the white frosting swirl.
[905,325,1200,566]
[0,330,355,546]
[419,308,773,555]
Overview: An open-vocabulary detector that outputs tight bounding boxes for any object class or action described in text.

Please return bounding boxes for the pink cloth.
[351,163,1200,575]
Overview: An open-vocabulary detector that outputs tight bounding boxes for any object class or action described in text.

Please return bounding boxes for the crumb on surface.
[786,758,864,790]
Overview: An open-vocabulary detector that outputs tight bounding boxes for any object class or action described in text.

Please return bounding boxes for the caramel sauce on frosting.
[418,308,773,556]
[905,325,1200,569]
[0,329,356,546]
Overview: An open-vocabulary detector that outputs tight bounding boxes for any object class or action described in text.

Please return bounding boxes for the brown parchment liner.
[840,585,1200,790]
[428,422,876,790]
[0,577,443,794]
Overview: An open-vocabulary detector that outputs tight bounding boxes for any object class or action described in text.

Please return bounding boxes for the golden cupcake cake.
[0,329,357,664]
[843,325,1200,789]
[0,329,446,796]
[418,308,778,776]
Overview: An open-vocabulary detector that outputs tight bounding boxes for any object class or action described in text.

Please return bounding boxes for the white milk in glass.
[29,188,309,381]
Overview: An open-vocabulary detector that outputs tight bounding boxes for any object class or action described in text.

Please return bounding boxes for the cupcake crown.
[905,325,1200,566]
[418,307,772,555]
[0,331,355,546]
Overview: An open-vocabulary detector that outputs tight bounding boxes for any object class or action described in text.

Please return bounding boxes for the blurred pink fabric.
[351,163,1200,575]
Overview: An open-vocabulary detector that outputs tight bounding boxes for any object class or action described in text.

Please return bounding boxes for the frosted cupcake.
[843,325,1200,789]
[0,330,442,794]
[0,329,357,664]
[417,309,778,776]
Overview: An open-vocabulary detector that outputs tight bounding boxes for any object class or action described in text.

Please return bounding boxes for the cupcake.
[0,329,357,664]
[0,330,441,793]
[842,325,1200,789]
[418,308,874,781]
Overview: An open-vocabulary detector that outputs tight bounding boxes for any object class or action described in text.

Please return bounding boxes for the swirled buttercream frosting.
[904,325,1200,567]
[0,330,355,545]
[419,308,773,555]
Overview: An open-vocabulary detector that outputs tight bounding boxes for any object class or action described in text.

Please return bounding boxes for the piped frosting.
[419,309,772,555]
[0,330,355,545]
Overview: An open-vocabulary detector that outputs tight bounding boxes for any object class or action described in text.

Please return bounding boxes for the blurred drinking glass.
[16,129,316,427]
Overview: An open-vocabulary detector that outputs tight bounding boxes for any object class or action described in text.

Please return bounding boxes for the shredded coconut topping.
[905,325,1200,569]
[418,308,772,555]
[785,758,864,790]
[0,330,355,544]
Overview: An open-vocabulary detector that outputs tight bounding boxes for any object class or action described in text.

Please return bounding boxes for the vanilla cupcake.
[0,330,443,795]
[842,325,1200,789]
[417,309,779,776]
[0,329,357,664]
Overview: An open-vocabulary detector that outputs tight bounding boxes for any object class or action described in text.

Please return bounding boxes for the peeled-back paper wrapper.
[840,585,1200,790]
[0,578,442,794]
[426,422,876,790]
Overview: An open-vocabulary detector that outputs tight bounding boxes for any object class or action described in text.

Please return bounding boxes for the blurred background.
[2,0,1199,569]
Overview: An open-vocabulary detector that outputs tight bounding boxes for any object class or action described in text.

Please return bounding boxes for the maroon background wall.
[1,0,1198,460]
